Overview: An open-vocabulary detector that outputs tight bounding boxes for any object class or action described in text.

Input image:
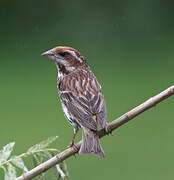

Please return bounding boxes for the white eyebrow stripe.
[65,50,82,62]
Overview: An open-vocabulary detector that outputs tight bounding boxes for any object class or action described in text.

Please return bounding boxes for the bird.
[42,46,107,158]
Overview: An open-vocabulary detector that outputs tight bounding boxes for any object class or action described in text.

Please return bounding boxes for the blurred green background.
[0,0,174,179]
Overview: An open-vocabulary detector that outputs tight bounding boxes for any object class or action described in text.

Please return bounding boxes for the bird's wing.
[59,68,107,130]
[60,89,107,131]
[76,91,107,129]
[58,68,106,130]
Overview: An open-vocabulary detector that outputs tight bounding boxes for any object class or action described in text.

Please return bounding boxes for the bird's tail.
[79,127,105,158]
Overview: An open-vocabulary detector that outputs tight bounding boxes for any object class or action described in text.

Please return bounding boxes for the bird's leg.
[105,123,113,135]
[69,127,79,151]
[71,127,79,145]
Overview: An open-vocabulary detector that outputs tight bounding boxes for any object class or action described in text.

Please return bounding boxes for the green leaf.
[11,156,28,172]
[0,142,15,163]
[27,136,58,153]
[32,151,52,169]
[56,162,69,180]
[31,150,59,180]
[38,150,52,159]
[4,163,16,180]
[0,165,6,172]
[32,154,45,180]
[32,154,40,168]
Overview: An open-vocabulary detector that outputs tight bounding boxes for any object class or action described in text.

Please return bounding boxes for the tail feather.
[79,127,105,158]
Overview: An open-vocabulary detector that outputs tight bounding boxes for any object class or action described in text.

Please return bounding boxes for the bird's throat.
[56,63,75,78]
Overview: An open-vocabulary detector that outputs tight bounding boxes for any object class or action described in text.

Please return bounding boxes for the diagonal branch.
[17,85,174,180]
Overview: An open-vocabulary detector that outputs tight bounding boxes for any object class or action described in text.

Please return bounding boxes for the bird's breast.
[57,68,100,97]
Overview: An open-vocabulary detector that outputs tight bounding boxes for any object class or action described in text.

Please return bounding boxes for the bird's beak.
[41,50,54,57]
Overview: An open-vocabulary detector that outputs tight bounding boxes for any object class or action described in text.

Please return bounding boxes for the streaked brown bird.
[42,46,107,158]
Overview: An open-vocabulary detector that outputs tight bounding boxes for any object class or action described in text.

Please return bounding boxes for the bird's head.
[42,46,86,74]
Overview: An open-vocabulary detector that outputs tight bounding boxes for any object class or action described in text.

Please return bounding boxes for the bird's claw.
[105,125,113,135]
[68,141,79,152]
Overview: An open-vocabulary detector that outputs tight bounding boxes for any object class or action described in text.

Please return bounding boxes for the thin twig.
[17,85,174,180]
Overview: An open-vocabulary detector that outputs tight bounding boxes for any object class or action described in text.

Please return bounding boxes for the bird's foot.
[68,141,79,152]
[105,124,113,135]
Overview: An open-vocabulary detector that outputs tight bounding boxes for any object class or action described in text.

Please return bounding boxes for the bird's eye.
[58,52,69,57]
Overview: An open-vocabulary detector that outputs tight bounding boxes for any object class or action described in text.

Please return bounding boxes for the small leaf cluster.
[0,136,69,180]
